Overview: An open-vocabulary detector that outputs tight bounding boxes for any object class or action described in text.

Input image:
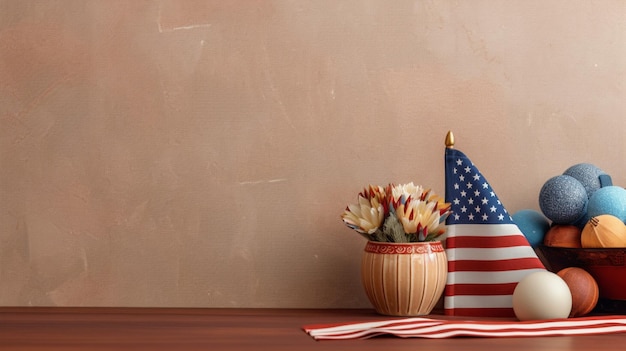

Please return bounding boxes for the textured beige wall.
[1,1,625,307]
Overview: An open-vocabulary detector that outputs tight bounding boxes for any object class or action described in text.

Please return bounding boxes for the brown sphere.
[543,225,582,248]
[557,267,599,317]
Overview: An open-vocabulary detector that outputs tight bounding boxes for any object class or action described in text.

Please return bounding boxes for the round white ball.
[513,271,572,321]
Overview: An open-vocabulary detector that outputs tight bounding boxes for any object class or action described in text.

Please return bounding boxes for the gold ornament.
[581,214,626,248]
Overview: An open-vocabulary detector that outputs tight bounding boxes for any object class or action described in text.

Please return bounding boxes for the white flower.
[341,195,385,234]
[391,182,424,204]
[392,188,451,239]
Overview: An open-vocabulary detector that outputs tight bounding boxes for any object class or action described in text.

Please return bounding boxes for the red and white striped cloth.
[444,147,546,317]
[303,315,626,340]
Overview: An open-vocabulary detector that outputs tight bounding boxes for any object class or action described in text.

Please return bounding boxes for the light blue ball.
[587,186,626,221]
[563,163,607,199]
[539,175,588,224]
[512,209,551,247]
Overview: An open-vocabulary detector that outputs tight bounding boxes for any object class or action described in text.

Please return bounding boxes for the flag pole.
[445,130,454,149]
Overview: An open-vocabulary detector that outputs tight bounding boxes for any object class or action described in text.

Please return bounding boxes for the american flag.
[444,146,546,317]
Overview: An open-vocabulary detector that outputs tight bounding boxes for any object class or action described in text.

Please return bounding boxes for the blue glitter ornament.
[539,175,588,224]
[563,163,608,199]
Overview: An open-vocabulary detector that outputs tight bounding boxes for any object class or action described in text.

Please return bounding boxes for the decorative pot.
[361,240,447,316]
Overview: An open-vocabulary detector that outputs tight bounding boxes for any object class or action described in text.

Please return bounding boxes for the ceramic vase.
[361,240,447,316]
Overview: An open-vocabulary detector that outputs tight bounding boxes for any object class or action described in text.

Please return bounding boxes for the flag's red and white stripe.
[444,223,545,317]
[304,315,626,340]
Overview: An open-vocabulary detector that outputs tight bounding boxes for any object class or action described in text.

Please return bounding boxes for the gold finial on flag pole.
[445,130,455,148]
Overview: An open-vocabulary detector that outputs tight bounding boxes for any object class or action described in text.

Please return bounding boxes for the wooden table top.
[1,307,625,350]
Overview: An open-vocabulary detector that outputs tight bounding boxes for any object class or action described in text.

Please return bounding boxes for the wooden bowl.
[535,245,626,302]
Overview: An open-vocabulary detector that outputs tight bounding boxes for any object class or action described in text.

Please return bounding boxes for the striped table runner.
[304,315,626,340]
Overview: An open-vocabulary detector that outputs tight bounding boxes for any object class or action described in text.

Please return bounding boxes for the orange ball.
[543,225,582,248]
[557,267,599,317]
[581,215,626,248]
